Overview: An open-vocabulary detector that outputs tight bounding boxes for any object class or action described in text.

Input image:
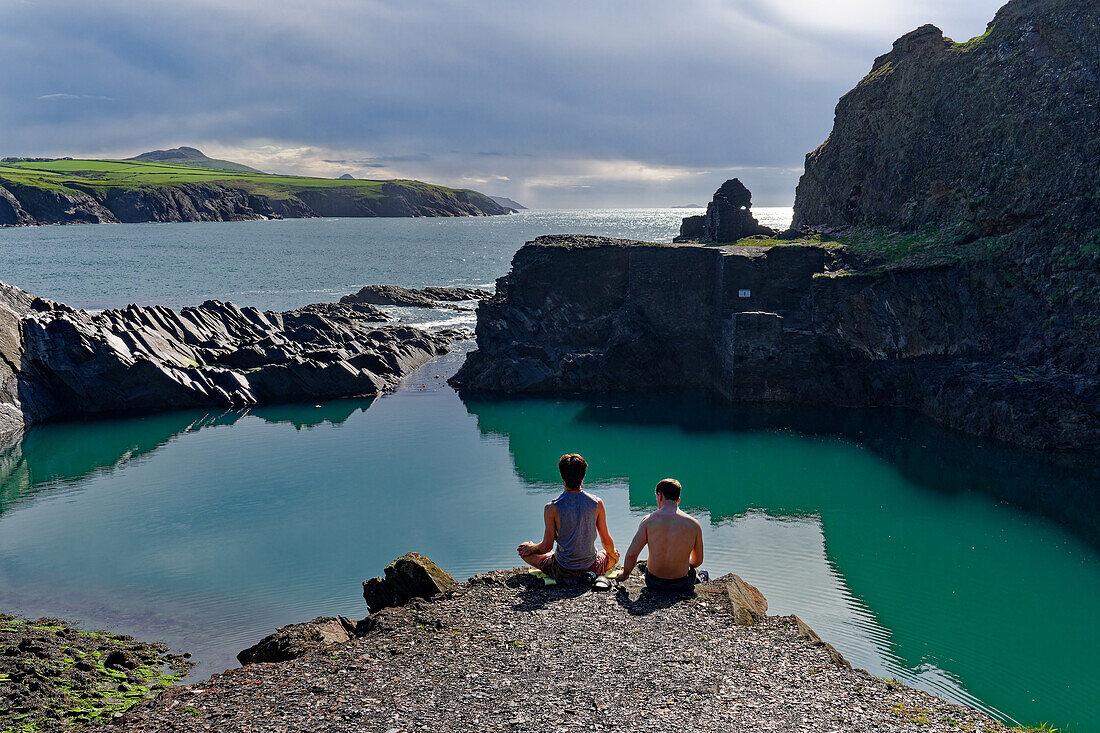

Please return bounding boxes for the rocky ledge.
[0,283,454,435]
[119,554,1009,733]
[451,235,1099,450]
[340,284,492,310]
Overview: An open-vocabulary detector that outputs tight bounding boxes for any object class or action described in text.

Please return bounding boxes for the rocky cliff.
[0,282,451,434]
[451,236,1099,450]
[792,0,1100,236]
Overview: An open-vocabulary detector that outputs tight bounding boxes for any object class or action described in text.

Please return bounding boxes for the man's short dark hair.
[559,454,587,489]
[656,478,681,501]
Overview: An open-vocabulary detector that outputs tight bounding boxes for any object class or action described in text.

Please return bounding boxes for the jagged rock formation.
[792,0,1100,235]
[340,285,491,309]
[675,179,774,243]
[0,282,451,433]
[451,236,1100,450]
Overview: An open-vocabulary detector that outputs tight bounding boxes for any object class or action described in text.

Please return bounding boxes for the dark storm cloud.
[0,0,1005,206]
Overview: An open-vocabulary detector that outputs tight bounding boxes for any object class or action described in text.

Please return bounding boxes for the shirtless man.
[617,479,705,592]
[517,454,619,581]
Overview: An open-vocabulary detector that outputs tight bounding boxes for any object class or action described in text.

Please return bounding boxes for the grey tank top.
[553,490,599,571]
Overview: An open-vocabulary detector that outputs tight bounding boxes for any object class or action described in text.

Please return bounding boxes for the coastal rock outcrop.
[792,0,1100,235]
[341,285,491,309]
[0,281,452,432]
[451,236,1100,450]
[675,179,775,243]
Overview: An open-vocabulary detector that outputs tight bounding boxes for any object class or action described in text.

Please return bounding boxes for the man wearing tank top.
[517,454,619,581]
[616,479,705,592]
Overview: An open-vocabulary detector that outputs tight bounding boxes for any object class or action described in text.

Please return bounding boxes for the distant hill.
[489,196,526,211]
[127,147,266,174]
[338,173,356,180]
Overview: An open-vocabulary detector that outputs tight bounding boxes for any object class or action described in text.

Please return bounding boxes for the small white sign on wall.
[738,289,752,298]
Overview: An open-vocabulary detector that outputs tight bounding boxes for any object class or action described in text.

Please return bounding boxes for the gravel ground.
[119,570,1011,733]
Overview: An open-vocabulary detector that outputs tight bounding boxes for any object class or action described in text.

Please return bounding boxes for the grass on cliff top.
[0,159,476,201]
[952,25,995,50]
[731,223,1008,275]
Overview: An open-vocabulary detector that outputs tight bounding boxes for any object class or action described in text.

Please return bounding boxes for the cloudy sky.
[1,0,1005,207]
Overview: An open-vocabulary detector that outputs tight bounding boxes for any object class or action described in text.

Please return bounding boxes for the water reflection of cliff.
[463,392,1100,547]
[0,400,374,515]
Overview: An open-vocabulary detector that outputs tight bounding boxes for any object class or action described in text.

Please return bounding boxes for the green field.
[0,158,454,202]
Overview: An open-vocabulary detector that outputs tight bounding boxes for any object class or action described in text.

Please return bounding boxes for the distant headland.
[0,147,512,226]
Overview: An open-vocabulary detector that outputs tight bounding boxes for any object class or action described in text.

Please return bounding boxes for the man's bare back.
[617,479,704,590]
[639,508,703,579]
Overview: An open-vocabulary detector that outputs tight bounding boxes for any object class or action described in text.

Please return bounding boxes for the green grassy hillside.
[3,158,408,200]
[0,157,509,223]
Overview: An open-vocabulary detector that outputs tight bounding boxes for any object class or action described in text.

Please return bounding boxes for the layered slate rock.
[0,281,451,430]
[675,179,774,243]
[792,0,1100,235]
[362,552,458,613]
[340,285,491,309]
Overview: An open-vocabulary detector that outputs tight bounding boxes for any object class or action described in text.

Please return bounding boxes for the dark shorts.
[644,567,698,593]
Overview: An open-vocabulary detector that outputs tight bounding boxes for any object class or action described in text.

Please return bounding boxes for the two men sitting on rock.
[517,454,619,582]
[518,455,706,592]
[616,478,707,592]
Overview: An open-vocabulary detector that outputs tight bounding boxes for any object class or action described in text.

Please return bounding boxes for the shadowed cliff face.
[451,236,1100,450]
[792,0,1100,236]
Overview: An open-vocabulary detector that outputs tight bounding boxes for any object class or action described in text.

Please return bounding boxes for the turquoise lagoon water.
[0,211,1096,731]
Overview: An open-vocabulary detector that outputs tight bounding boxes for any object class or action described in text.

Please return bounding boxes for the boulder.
[698,574,769,626]
[236,616,359,665]
[362,553,458,613]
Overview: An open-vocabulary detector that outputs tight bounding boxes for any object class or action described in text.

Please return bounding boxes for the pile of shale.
[118,557,1010,733]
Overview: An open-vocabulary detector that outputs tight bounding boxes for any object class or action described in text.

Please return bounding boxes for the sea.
[0,209,1096,731]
